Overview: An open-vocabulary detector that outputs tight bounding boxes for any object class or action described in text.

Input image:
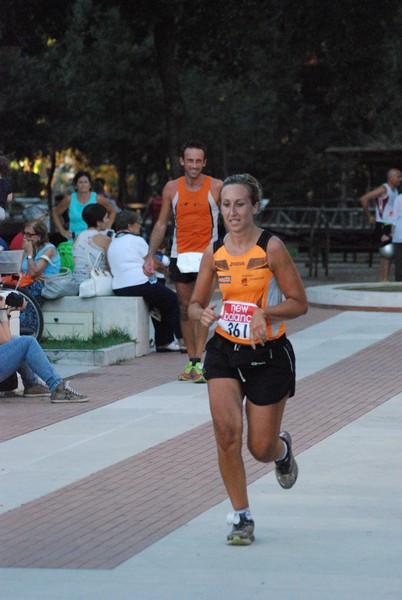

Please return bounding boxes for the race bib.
[217,301,258,342]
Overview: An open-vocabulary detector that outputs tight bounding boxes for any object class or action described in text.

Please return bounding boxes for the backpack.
[57,241,75,272]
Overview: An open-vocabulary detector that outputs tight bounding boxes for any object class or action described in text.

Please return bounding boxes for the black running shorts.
[169,258,198,284]
[375,221,392,245]
[203,333,296,406]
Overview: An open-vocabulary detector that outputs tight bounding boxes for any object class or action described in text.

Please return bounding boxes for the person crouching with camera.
[0,294,88,403]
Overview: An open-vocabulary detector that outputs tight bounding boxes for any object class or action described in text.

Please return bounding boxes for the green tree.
[2,0,402,205]
[58,1,165,201]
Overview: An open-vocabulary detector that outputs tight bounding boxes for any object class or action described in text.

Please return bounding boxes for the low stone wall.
[42,296,150,357]
[306,282,402,312]
[45,342,137,366]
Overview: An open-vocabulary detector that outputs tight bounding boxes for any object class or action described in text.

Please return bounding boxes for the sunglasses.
[23,231,37,238]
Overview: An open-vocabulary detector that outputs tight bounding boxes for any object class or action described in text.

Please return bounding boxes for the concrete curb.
[44,342,137,366]
[306,281,402,311]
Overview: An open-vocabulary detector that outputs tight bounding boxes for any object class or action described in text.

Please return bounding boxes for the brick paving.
[0,307,338,443]
[0,353,191,443]
[0,306,400,569]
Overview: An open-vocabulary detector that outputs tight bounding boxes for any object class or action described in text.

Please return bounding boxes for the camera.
[4,292,24,309]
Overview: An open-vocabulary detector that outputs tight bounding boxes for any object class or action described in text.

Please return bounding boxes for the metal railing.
[256,205,375,278]
[257,206,370,231]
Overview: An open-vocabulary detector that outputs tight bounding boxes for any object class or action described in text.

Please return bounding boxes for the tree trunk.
[154,18,186,179]
[46,148,56,227]
[117,145,128,205]
[137,153,149,205]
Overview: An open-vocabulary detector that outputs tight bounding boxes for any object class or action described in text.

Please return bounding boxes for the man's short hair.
[179,140,207,158]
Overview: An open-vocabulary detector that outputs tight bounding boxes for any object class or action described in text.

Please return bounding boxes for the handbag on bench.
[79,252,114,298]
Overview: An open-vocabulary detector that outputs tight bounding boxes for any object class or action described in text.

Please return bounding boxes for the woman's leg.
[245,395,288,463]
[246,394,298,490]
[150,313,172,347]
[114,284,174,347]
[114,283,182,346]
[143,283,182,345]
[17,362,38,387]
[208,378,249,511]
[0,337,61,391]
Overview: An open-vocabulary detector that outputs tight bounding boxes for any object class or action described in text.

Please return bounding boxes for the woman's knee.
[214,420,242,454]
[18,335,39,349]
[248,437,278,463]
[7,335,36,351]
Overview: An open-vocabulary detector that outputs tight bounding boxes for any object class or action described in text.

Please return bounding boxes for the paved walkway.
[0,302,401,599]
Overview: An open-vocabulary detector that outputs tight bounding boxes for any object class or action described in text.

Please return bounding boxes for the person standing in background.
[360,169,401,281]
[93,177,121,214]
[142,189,163,238]
[143,141,223,383]
[52,171,116,240]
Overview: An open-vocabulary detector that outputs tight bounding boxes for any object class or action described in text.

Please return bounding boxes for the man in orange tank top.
[143,141,223,382]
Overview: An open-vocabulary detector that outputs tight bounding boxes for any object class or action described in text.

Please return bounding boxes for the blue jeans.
[0,336,62,391]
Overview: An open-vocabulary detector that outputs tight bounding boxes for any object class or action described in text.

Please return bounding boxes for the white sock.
[236,508,252,521]
[276,440,288,462]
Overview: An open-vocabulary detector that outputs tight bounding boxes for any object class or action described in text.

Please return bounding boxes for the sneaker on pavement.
[23,383,51,397]
[51,381,88,403]
[226,512,255,546]
[156,340,180,352]
[192,362,206,383]
[178,361,194,381]
[275,430,298,489]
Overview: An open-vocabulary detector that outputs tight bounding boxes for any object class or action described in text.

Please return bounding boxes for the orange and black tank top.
[214,230,286,344]
[171,176,219,257]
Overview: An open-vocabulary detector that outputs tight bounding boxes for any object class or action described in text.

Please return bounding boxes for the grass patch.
[41,328,133,350]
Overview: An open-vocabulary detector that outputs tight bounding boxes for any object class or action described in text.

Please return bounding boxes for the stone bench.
[41,296,150,357]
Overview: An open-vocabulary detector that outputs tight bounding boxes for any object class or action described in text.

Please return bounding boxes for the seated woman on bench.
[72,203,112,285]
[107,210,184,352]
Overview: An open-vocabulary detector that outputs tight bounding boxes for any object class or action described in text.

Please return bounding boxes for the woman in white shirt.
[73,204,112,284]
[107,210,183,352]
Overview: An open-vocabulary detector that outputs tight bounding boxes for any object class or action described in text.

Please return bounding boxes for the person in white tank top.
[360,168,402,281]
[72,204,112,284]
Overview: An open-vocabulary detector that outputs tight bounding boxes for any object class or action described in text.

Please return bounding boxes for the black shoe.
[226,513,255,546]
[275,430,298,489]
